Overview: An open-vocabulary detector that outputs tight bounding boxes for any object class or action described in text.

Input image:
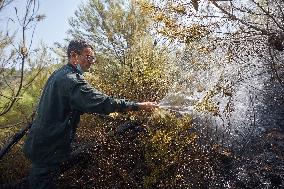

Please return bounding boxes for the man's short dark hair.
[67,40,93,59]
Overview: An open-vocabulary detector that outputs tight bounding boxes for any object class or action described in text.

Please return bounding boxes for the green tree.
[69,0,150,64]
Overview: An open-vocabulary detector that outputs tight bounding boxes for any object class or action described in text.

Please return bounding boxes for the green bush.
[86,35,172,102]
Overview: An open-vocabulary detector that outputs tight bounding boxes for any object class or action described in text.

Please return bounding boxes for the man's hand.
[137,102,158,111]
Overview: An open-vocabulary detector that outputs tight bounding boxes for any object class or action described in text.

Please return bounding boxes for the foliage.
[0,45,57,126]
[86,35,172,102]
[0,136,30,183]
[69,0,151,63]
[1,0,284,188]
[138,0,211,44]
[69,0,175,102]
[0,0,46,117]
[57,109,237,188]
[60,1,219,188]
[70,5,284,188]
[0,49,58,185]
[142,110,196,188]
[138,1,284,148]
[139,0,284,84]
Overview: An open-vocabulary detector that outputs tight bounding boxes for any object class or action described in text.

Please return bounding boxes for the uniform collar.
[67,62,83,75]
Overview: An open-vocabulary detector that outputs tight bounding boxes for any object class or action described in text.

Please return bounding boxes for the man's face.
[77,47,96,72]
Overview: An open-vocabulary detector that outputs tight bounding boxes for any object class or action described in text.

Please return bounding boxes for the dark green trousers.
[29,163,60,189]
[28,142,94,189]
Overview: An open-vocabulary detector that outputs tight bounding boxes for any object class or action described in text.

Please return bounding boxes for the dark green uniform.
[23,63,138,188]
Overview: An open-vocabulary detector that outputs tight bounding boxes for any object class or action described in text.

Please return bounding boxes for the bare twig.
[251,0,284,31]
[209,0,270,35]
[0,0,40,116]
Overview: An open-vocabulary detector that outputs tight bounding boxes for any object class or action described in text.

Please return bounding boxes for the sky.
[0,0,87,48]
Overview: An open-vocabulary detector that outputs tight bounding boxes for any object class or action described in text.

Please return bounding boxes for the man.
[23,40,157,189]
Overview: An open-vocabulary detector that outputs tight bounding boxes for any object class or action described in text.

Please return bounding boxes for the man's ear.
[70,51,79,64]
[70,51,78,58]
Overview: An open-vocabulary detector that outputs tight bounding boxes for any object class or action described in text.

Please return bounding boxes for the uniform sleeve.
[69,74,139,115]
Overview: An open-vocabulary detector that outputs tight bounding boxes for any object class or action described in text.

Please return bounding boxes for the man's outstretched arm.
[69,75,158,114]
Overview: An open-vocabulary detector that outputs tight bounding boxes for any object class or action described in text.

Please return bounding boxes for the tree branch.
[209,0,270,35]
